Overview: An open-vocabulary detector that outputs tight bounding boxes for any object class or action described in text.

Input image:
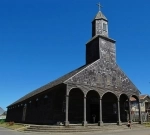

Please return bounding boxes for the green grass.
[0,122,27,131]
[144,122,150,127]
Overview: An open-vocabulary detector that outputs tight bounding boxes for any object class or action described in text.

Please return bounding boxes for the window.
[44,95,48,105]
[28,101,32,108]
[141,102,145,107]
[35,98,39,107]
[103,23,107,31]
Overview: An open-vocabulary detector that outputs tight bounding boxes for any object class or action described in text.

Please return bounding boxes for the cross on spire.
[97,2,102,12]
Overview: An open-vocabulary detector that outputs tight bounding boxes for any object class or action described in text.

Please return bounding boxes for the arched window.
[103,23,107,31]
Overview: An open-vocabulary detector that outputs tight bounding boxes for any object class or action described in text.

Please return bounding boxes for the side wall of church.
[6,84,66,124]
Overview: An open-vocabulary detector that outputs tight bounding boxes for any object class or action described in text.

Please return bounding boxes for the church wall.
[99,38,116,64]
[86,37,99,64]
[6,84,66,125]
[6,105,23,123]
[52,85,66,124]
[66,58,139,98]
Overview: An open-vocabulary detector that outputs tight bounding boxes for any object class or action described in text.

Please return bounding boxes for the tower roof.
[93,11,107,21]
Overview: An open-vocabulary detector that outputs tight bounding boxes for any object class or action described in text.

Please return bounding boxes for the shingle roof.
[8,64,88,107]
[93,11,107,21]
[0,107,4,115]
[140,95,148,99]
[130,95,149,101]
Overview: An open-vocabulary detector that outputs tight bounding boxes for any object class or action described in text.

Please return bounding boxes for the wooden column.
[82,95,87,126]
[138,101,143,124]
[128,100,132,122]
[64,95,69,126]
[98,98,103,126]
[117,99,122,125]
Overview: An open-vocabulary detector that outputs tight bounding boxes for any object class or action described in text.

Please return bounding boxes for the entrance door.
[102,92,118,123]
[86,90,100,123]
[90,104,99,123]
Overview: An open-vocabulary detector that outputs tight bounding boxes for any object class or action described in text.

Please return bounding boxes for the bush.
[0,119,5,124]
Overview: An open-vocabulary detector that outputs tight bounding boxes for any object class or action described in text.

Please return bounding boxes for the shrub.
[0,119,5,124]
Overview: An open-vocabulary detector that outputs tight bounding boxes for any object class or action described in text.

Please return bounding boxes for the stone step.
[25,129,104,132]
[27,127,103,130]
[24,124,146,133]
[27,126,120,130]
[24,127,127,133]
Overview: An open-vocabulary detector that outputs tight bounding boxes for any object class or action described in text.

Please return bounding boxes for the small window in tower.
[103,23,107,31]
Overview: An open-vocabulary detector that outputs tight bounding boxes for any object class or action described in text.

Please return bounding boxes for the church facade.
[6,9,142,126]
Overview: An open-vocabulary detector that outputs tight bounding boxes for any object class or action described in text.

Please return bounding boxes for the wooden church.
[6,6,142,126]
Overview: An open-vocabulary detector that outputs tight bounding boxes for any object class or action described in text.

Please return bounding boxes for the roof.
[93,11,107,21]
[140,95,148,100]
[0,107,4,115]
[130,95,149,101]
[8,64,88,107]
[86,35,115,45]
[130,97,136,101]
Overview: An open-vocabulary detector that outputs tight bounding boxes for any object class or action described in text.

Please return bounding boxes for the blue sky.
[0,0,150,110]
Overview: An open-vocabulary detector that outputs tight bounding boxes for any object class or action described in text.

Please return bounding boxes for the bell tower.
[86,3,116,65]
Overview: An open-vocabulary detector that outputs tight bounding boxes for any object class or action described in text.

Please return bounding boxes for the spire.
[92,3,108,37]
[94,11,107,21]
[93,2,107,21]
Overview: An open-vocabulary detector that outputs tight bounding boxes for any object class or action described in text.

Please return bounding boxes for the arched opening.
[119,94,129,122]
[130,95,139,122]
[102,92,118,123]
[86,90,100,123]
[69,88,84,124]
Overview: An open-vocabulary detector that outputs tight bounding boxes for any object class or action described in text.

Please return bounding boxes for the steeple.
[94,11,107,21]
[86,4,116,65]
[92,4,108,37]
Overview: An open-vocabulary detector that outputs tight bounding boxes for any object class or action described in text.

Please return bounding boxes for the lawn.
[144,122,150,127]
[0,122,27,131]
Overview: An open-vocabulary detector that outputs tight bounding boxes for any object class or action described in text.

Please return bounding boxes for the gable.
[65,59,140,97]
[143,96,150,102]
